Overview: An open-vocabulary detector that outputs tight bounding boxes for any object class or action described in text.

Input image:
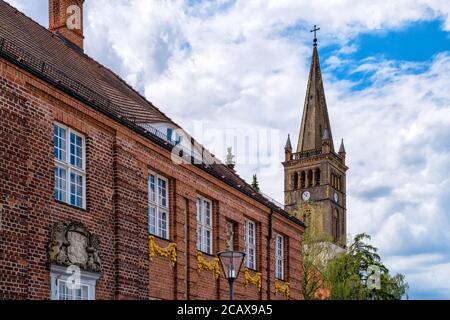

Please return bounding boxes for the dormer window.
[175,133,182,145]
[166,128,173,141]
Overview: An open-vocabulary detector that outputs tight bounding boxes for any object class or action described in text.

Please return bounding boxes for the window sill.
[245,267,259,272]
[198,250,215,258]
[54,199,87,212]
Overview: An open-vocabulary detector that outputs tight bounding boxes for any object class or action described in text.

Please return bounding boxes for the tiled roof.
[0,0,304,227]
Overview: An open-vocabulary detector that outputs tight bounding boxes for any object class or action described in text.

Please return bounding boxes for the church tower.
[283,29,348,247]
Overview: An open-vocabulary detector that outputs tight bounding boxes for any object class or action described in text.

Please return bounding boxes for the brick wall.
[0,58,304,300]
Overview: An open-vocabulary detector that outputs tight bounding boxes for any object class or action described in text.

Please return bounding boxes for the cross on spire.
[310,25,320,46]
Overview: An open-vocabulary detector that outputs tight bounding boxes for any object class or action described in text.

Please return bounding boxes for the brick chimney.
[49,0,85,50]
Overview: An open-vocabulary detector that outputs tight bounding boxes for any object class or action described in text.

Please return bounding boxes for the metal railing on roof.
[1,37,123,119]
[257,191,285,209]
[136,122,176,146]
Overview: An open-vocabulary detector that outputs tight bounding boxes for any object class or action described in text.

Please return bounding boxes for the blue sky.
[5,0,450,299]
[353,20,450,61]
[326,20,450,62]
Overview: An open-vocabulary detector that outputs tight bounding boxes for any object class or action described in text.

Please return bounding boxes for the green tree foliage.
[301,227,333,300]
[326,233,409,300]
[251,174,260,192]
[294,203,409,300]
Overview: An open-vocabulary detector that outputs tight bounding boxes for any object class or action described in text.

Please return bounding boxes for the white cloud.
[5,0,21,9]
[386,254,450,298]
[331,53,450,298]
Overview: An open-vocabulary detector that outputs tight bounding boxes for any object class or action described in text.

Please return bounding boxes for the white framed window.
[148,171,169,239]
[244,219,256,269]
[275,234,284,280]
[56,279,90,300]
[196,196,213,254]
[50,265,99,300]
[54,123,86,209]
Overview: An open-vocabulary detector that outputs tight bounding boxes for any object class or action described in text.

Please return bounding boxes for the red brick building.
[0,0,304,300]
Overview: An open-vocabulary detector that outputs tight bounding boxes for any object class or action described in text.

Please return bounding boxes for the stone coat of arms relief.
[48,221,102,273]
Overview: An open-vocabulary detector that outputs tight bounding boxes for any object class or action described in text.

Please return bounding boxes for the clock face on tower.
[302,191,311,201]
[333,192,339,203]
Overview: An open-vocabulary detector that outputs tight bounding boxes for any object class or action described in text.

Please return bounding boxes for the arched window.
[332,174,338,189]
[293,172,298,190]
[332,210,339,243]
[315,169,321,186]
[308,170,313,187]
[301,171,306,189]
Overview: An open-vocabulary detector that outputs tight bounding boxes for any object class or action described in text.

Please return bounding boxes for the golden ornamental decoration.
[197,252,220,280]
[275,280,290,299]
[244,268,262,292]
[148,235,177,268]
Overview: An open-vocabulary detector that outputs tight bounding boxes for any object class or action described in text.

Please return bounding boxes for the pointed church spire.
[339,139,346,154]
[297,31,334,153]
[339,138,346,163]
